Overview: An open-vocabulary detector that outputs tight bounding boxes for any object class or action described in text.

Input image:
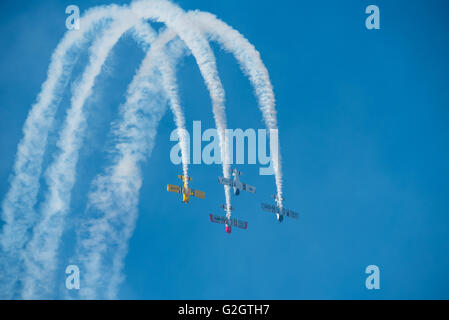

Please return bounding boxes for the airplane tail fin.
[178,175,192,182]
[220,204,234,211]
[232,168,242,176]
[273,194,285,201]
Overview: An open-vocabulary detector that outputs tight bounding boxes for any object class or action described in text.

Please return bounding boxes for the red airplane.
[209,204,248,234]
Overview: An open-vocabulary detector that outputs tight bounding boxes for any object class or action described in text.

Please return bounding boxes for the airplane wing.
[209,214,226,224]
[282,208,299,219]
[218,177,234,187]
[262,203,299,219]
[229,218,248,229]
[167,184,181,193]
[220,204,234,211]
[242,183,256,194]
[209,215,248,229]
[191,189,205,199]
[261,203,277,213]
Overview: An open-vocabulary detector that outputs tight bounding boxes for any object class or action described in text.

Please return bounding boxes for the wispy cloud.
[0,4,124,299]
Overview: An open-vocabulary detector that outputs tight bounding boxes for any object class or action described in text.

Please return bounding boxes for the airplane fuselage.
[182,185,190,203]
[232,173,243,195]
[276,213,284,222]
[225,222,232,234]
[218,168,255,196]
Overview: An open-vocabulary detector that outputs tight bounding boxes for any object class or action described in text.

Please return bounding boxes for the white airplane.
[209,204,248,234]
[218,168,256,196]
[261,194,299,223]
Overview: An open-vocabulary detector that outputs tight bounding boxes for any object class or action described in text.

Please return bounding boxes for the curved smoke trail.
[142,29,190,184]
[0,4,125,299]
[131,0,233,215]
[190,11,283,205]
[21,9,152,299]
[75,8,285,298]
[132,23,190,185]
[22,0,232,298]
[74,29,186,299]
[1,0,283,299]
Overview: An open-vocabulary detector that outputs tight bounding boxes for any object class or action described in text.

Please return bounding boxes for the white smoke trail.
[1,0,282,300]
[22,0,230,298]
[106,33,191,298]
[74,29,187,299]
[130,0,232,215]
[71,2,285,298]
[71,0,236,297]
[95,9,288,296]
[190,11,284,205]
[21,9,149,299]
[157,35,190,184]
[0,4,126,299]
[133,25,190,184]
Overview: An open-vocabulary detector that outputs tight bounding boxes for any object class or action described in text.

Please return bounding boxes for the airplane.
[218,168,256,196]
[261,194,299,223]
[209,204,248,234]
[166,175,205,204]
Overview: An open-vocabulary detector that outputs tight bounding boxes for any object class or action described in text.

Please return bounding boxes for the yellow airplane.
[167,175,205,203]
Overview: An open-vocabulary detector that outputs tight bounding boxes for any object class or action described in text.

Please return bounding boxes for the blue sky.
[1,0,449,299]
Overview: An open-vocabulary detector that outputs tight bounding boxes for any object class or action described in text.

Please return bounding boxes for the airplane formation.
[167,168,299,234]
